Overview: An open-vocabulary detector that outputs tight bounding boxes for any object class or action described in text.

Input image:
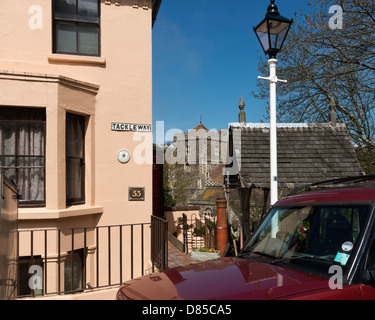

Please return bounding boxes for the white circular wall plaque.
[117,149,130,164]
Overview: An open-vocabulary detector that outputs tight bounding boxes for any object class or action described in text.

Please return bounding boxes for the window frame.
[66,112,86,206]
[0,107,46,208]
[52,0,101,57]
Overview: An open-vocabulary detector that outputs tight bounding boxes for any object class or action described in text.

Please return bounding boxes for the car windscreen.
[241,204,370,277]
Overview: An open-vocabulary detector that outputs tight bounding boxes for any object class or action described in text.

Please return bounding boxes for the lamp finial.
[267,0,279,16]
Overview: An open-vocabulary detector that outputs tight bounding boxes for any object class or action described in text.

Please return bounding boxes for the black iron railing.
[151,215,168,272]
[17,216,168,298]
[180,213,217,253]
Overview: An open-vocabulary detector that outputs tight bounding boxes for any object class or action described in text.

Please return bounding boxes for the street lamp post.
[253,0,293,206]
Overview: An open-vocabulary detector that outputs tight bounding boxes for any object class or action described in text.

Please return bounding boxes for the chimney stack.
[238,96,246,126]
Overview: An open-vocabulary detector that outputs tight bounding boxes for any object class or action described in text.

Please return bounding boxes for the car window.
[244,205,369,269]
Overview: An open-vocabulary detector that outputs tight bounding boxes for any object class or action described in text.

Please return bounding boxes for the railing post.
[108,226,111,286]
[71,228,74,292]
[119,225,122,284]
[141,224,144,276]
[58,230,61,294]
[164,219,168,270]
[96,227,99,288]
[151,217,155,273]
[131,225,134,279]
[16,231,19,298]
[83,228,87,290]
[182,213,188,254]
[44,230,47,296]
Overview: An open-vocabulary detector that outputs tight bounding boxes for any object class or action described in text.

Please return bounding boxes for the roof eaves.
[152,0,162,27]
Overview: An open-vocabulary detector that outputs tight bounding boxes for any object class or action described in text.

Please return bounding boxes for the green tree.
[163,162,195,207]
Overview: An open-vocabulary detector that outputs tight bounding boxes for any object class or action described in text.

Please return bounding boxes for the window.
[66,113,85,205]
[53,0,100,56]
[0,107,46,207]
[214,145,219,156]
[64,249,84,293]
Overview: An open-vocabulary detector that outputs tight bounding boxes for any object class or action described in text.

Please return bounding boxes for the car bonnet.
[117,257,330,300]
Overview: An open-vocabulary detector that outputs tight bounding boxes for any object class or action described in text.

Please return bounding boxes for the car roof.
[276,181,375,206]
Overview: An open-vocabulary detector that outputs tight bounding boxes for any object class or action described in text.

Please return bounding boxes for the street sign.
[111,122,151,132]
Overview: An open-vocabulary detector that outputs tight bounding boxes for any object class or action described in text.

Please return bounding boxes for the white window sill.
[18,205,104,221]
[48,54,106,66]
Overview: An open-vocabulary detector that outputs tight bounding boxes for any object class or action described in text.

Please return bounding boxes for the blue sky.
[152,0,314,140]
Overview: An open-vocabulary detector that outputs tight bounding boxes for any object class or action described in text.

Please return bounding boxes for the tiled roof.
[192,123,209,131]
[200,188,225,200]
[229,123,364,189]
[210,163,225,182]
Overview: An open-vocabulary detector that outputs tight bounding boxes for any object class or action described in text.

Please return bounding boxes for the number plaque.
[128,187,145,201]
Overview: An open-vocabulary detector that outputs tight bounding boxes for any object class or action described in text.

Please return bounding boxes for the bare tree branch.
[252,0,375,159]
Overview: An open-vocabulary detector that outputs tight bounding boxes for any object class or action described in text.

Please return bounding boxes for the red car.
[117,176,375,300]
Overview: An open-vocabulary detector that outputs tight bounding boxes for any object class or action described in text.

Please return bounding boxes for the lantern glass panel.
[256,29,270,52]
[268,19,290,50]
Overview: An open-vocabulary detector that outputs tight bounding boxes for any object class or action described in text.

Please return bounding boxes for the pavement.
[167,241,196,268]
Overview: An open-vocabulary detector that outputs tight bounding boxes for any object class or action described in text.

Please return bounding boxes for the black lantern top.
[253,0,293,59]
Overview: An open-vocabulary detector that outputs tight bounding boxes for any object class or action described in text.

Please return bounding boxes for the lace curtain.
[0,107,45,205]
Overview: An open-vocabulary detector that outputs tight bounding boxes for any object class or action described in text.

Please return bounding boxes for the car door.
[360,284,375,299]
[360,232,375,299]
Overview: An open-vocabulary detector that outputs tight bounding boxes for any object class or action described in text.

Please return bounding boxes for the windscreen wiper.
[236,250,252,258]
[237,250,275,259]
[271,254,333,265]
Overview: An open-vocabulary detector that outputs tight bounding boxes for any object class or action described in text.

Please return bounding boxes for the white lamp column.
[258,58,287,205]
[253,0,293,206]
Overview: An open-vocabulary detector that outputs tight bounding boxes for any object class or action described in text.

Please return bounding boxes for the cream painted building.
[0,0,162,298]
